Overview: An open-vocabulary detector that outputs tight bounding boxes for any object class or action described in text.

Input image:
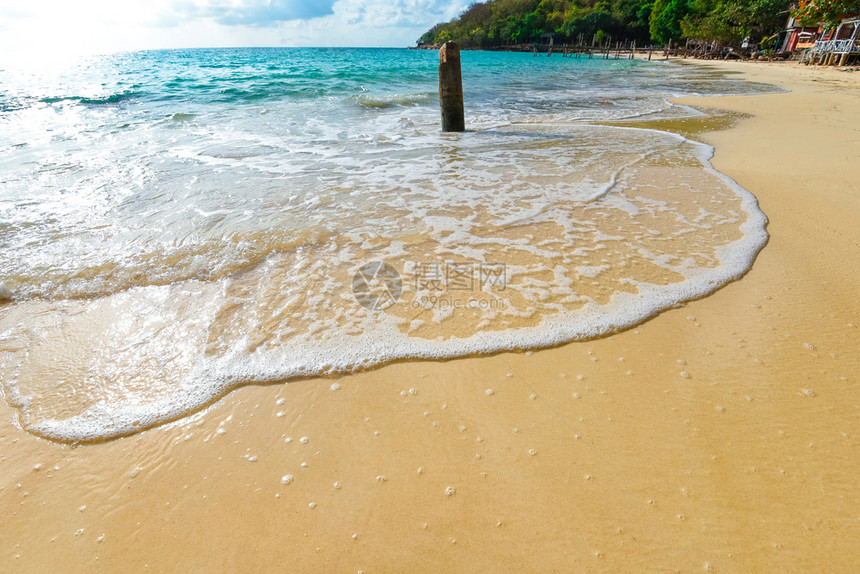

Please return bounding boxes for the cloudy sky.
[0,0,470,58]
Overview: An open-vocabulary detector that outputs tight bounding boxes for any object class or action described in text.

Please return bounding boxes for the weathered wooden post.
[439,42,465,132]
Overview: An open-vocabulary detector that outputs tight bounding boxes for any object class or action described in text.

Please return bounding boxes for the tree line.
[419,0,859,49]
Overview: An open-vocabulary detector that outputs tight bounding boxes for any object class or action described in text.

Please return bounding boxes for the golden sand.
[1,60,858,572]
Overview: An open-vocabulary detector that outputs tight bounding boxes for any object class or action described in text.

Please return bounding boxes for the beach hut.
[780,12,824,52]
[807,18,860,65]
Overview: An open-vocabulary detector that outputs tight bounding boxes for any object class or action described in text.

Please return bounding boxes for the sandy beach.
[1,59,858,572]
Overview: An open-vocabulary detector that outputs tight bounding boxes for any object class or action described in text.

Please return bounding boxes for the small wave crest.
[353,92,433,109]
[41,91,143,106]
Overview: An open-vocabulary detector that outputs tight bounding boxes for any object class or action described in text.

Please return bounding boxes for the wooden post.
[439,42,465,132]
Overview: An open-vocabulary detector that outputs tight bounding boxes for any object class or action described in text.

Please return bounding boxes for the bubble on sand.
[803,343,816,351]
[276,411,285,417]
[528,449,537,456]
[680,371,691,379]
[573,392,581,399]
[330,383,341,391]
[676,359,686,365]
[308,502,317,509]
[130,467,143,478]
[299,436,308,444]
[485,389,494,396]
[802,388,816,397]
[333,481,341,489]
[417,467,424,474]
[78,505,87,512]
[276,398,286,406]
[281,475,293,484]
[409,388,417,395]
[216,428,226,435]
[445,486,456,496]
[376,475,386,482]
[285,437,292,443]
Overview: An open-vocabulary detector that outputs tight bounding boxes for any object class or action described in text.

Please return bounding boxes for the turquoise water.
[0,49,775,441]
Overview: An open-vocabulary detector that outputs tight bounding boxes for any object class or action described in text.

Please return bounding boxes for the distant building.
[780,13,824,52]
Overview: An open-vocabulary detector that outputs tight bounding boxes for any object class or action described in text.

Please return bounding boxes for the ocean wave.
[0,124,768,443]
[40,91,144,106]
[352,92,434,109]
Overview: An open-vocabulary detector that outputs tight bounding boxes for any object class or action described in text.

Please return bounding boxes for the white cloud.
[158,0,338,28]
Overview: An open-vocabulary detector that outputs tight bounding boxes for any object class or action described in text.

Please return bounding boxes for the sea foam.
[0,49,774,442]
[0,124,767,443]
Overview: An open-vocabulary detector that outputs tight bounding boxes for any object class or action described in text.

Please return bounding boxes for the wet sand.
[2,60,858,572]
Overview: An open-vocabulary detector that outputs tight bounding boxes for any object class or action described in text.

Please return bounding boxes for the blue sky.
[0,0,470,58]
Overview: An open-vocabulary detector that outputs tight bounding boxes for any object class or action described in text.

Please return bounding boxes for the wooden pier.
[530,39,653,60]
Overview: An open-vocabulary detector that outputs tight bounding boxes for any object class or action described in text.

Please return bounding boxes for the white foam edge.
[25,128,768,444]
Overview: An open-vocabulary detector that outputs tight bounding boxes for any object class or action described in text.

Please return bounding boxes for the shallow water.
[0,48,778,441]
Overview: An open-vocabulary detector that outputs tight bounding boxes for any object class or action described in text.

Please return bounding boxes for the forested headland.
[419,0,858,50]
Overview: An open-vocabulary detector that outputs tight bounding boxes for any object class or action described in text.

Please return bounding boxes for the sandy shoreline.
[2,60,858,572]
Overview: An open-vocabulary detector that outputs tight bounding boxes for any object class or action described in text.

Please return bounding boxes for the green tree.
[650,0,691,44]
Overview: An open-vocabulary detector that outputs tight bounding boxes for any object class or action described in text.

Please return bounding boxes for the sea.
[0,48,777,442]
